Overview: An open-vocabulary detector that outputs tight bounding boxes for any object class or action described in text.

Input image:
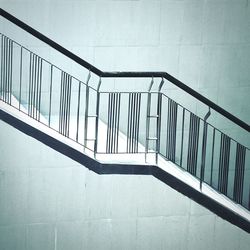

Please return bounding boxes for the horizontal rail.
[1,8,249,132]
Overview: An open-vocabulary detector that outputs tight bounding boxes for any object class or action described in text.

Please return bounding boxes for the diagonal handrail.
[0,8,249,132]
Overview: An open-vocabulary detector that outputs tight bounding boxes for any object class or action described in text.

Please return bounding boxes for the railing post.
[83,71,91,151]
[200,107,211,190]
[156,78,164,164]
[145,77,154,163]
[94,77,102,158]
[48,64,53,127]
[19,46,23,110]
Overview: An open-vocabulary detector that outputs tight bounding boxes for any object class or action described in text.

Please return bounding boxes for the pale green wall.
[1,0,249,143]
[0,1,249,248]
[0,120,249,250]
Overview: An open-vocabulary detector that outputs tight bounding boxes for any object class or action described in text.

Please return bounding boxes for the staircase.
[0,8,249,233]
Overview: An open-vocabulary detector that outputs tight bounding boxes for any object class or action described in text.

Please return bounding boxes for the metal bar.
[59,71,64,134]
[5,37,9,103]
[210,128,216,186]
[32,54,38,118]
[187,113,200,176]
[218,133,231,195]
[84,73,91,150]
[48,64,53,127]
[28,53,32,115]
[126,93,132,153]
[9,39,13,105]
[127,92,141,153]
[19,47,23,110]
[200,108,211,188]
[180,108,185,168]
[0,34,4,100]
[2,36,6,102]
[233,144,246,204]
[135,93,141,153]
[131,93,136,153]
[106,92,121,153]
[66,75,72,137]
[94,78,101,156]
[166,99,178,162]
[145,78,154,161]
[38,58,42,121]
[116,93,121,152]
[35,56,39,119]
[76,81,81,142]
[5,36,9,103]
[200,121,208,190]
[156,92,162,164]
[110,93,115,152]
[106,93,111,153]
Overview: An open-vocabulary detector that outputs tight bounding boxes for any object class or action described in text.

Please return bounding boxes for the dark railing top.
[1,8,249,132]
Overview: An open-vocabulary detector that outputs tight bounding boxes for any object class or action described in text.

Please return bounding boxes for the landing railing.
[0,9,249,211]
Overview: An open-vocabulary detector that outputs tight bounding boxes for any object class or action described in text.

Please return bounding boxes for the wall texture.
[0,1,250,249]
[1,0,250,121]
[0,119,249,250]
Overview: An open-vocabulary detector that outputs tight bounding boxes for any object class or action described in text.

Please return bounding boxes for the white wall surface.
[1,0,249,146]
[1,0,249,122]
[0,118,249,249]
[0,1,250,247]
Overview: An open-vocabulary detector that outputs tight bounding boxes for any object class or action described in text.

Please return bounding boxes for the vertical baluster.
[76,81,81,142]
[84,73,91,150]
[218,133,231,195]
[62,72,66,135]
[0,35,5,101]
[200,108,211,189]
[126,93,141,153]
[233,143,246,204]
[0,35,2,99]
[130,93,135,153]
[106,93,112,153]
[37,57,42,120]
[59,72,72,137]
[32,54,37,118]
[28,53,33,116]
[126,93,131,153]
[116,93,121,152]
[106,92,121,153]
[59,71,65,134]
[6,37,9,103]
[200,121,208,189]
[135,93,141,153]
[49,64,53,127]
[166,99,178,162]
[19,47,23,110]
[4,36,8,103]
[48,65,53,127]
[187,113,200,176]
[8,39,13,105]
[94,78,101,157]
[145,78,154,162]
[210,128,216,186]
[67,75,72,137]
[35,56,39,119]
[180,108,185,168]
[110,93,115,152]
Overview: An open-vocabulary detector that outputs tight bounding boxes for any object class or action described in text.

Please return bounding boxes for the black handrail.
[1,8,249,132]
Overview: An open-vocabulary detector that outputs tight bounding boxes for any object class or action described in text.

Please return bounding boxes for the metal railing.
[0,8,249,211]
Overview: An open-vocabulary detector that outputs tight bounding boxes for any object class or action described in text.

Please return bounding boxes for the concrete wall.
[1,0,249,127]
[0,120,249,250]
[1,0,249,148]
[0,2,249,248]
